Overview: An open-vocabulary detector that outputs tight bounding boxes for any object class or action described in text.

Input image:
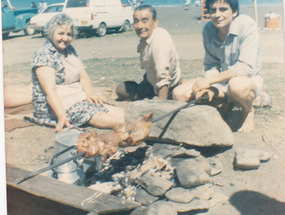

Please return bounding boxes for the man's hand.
[192,78,212,93]
[196,89,215,102]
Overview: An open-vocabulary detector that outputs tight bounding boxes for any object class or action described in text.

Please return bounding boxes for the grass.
[3,57,284,119]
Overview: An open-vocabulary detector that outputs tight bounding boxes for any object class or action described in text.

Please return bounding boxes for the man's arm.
[192,70,235,93]
[151,30,177,99]
[158,85,169,99]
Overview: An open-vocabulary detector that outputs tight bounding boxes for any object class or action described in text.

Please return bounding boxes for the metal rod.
[152,96,209,123]
[16,151,86,185]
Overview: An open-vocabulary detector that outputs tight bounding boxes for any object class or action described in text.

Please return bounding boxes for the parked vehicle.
[1,0,38,39]
[63,0,134,37]
[30,3,64,36]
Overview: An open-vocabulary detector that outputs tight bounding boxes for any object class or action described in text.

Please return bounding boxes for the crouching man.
[173,0,263,133]
[116,5,181,101]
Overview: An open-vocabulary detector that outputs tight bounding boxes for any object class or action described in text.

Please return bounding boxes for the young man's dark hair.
[134,5,157,20]
[206,0,239,15]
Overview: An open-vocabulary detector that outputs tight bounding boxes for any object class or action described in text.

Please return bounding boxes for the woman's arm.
[35,66,71,132]
[78,60,106,105]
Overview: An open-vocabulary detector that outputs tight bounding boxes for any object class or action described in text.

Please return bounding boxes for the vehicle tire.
[121,20,130,32]
[24,21,35,35]
[41,31,45,37]
[96,23,107,37]
[2,32,9,40]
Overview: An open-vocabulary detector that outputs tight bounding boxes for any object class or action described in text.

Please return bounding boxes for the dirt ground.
[2,6,285,214]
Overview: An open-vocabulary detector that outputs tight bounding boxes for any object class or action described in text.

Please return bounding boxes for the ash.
[87,143,175,201]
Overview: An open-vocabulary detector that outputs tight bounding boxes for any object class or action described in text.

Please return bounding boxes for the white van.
[63,0,134,37]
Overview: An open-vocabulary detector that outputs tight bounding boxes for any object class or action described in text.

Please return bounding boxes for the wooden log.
[6,164,141,215]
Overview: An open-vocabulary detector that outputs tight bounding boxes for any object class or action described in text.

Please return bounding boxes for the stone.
[130,206,148,215]
[145,200,177,215]
[234,148,271,170]
[207,157,223,176]
[137,173,173,196]
[175,158,211,188]
[135,188,159,205]
[168,199,210,212]
[171,148,201,158]
[191,184,214,200]
[151,143,181,158]
[127,156,168,182]
[209,192,229,207]
[165,187,195,203]
[196,156,212,174]
[125,100,234,147]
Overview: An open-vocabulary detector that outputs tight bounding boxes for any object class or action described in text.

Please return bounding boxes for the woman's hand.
[55,115,72,132]
[86,93,107,106]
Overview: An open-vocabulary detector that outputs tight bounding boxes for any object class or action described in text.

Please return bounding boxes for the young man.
[116,5,181,101]
[173,0,263,133]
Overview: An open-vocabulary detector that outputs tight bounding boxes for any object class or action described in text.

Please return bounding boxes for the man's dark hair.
[206,0,239,14]
[134,5,157,20]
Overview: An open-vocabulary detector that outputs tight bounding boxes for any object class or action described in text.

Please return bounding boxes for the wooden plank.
[7,185,88,215]
[6,165,141,215]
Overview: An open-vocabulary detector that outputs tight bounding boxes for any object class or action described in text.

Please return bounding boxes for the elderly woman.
[31,14,124,132]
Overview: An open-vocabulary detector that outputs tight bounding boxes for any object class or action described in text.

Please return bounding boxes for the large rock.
[125,100,234,147]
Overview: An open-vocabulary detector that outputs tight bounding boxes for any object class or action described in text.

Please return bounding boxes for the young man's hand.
[196,89,215,102]
[192,78,211,93]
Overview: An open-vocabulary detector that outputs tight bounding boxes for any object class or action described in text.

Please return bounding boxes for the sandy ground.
[2,5,285,215]
[2,6,284,65]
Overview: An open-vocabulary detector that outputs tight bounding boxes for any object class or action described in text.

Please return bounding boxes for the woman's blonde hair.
[45,13,77,41]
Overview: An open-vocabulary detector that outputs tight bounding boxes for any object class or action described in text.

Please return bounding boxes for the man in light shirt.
[173,0,263,133]
[116,5,181,101]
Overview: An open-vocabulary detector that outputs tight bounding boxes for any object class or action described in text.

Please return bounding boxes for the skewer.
[16,151,86,184]
[152,95,209,123]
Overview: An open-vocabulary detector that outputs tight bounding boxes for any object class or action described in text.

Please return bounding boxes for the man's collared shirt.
[137,27,181,95]
[203,14,262,80]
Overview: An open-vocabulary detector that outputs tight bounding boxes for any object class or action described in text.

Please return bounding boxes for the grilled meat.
[120,112,153,146]
[76,112,153,162]
[77,126,131,162]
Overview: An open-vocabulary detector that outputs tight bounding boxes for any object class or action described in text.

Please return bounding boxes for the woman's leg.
[4,84,32,108]
[89,104,125,129]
